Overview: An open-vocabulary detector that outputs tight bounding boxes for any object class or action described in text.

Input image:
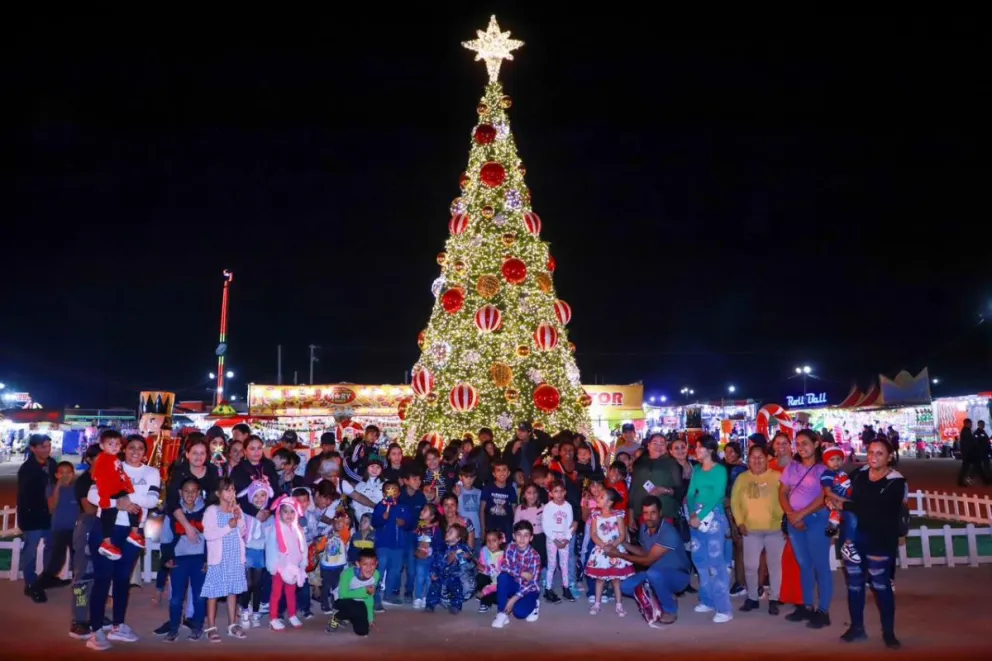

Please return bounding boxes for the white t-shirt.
[352,477,383,522]
[541,501,574,541]
[88,462,162,527]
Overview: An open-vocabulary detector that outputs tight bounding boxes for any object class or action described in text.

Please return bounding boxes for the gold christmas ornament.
[579,392,593,407]
[505,388,519,402]
[518,164,527,176]
[500,95,513,109]
[426,392,438,405]
[454,259,467,273]
[476,274,501,299]
[524,188,532,203]
[501,232,516,247]
[481,205,495,219]
[516,345,531,358]
[533,421,545,431]
[568,341,577,353]
[489,362,513,388]
[536,272,553,292]
[477,103,489,115]
[437,252,448,266]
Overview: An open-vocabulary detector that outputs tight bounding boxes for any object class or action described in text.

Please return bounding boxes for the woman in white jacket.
[85,434,161,650]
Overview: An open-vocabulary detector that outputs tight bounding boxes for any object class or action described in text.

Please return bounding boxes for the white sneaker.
[491,612,510,629]
[588,595,596,605]
[250,613,262,628]
[86,630,112,651]
[413,598,425,610]
[107,624,139,643]
[525,608,540,623]
[713,612,733,624]
[288,615,303,628]
[694,604,715,613]
[259,602,270,614]
[269,618,285,631]
[239,610,251,629]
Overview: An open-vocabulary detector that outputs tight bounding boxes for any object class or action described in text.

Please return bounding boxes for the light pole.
[680,387,694,402]
[794,365,813,396]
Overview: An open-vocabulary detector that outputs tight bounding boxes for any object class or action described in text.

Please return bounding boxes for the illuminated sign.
[786,392,828,408]
[583,385,643,409]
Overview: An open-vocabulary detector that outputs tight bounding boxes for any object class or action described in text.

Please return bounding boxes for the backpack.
[633,580,663,625]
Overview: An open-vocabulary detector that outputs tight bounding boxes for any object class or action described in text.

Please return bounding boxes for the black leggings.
[101,491,140,539]
[240,567,266,612]
[335,598,370,636]
[476,573,497,606]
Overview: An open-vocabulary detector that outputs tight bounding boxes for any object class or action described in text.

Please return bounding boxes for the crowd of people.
[15,419,908,651]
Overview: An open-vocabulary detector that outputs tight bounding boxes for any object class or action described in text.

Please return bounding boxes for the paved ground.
[0,566,988,659]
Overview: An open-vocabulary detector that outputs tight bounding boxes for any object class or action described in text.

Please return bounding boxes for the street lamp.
[660,395,667,403]
[0,382,5,390]
[728,385,736,394]
[226,370,235,379]
[932,378,940,385]
[680,387,694,402]
[208,372,216,380]
[793,365,814,396]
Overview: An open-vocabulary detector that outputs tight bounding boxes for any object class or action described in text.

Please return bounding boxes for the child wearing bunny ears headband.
[265,495,308,630]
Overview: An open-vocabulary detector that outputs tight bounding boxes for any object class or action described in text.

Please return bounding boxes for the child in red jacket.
[92,430,144,560]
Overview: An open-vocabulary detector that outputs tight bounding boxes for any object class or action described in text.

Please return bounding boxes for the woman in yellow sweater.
[731,445,785,615]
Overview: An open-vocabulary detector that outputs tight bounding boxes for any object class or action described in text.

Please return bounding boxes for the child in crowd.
[475,530,504,613]
[292,487,315,620]
[201,478,248,641]
[586,488,633,617]
[512,469,526,499]
[312,480,345,537]
[615,452,633,490]
[412,503,442,609]
[491,520,541,628]
[274,451,303,497]
[423,449,447,499]
[426,523,473,614]
[348,513,375,562]
[326,549,379,637]
[93,430,143,559]
[39,461,78,591]
[821,446,860,563]
[456,465,482,550]
[209,436,227,479]
[580,476,606,600]
[399,468,427,602]
[441,447,461,492]
[353,460,385,522]
[371,480,411,607]
[514,484,548,602]
[606,461,629,515]
[162,478,207,642]
[481,459,517,545]
[265,495,308,631]
[319,511,351,615]
[238,479,273,629]
[541,481,576,603]
[531,466,551,504]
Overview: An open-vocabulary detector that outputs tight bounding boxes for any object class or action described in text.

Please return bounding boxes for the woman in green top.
[687,435,732,622]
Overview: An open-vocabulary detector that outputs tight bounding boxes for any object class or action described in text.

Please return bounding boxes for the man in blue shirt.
[608,495,690,624]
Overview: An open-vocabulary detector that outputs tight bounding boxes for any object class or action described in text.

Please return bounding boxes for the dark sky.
[6,9,989,410]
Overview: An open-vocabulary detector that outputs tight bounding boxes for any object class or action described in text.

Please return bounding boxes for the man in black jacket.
[957,419,991,486]
[17,434,57,602]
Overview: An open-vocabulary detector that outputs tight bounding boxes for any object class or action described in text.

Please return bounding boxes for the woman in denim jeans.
[687,435,732,623]
[779,430,831,629]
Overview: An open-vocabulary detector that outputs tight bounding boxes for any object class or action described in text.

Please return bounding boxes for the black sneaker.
[154,621,171,636]
[562,587,576,602]
[806,609,830,629]
[882,632,901,649]
[729,583,747,598]
[30,588,48,604]
[739,599,760,612]
[163,631,179,643]
[840,626,868,643]
[785,606,810,622]
[477,603,490,613]
[544,589,562,605]
[188,628,204,641]
[768,600,780,616]
[68,623,93,640]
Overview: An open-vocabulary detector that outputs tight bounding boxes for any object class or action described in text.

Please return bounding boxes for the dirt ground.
[0,566,989,659]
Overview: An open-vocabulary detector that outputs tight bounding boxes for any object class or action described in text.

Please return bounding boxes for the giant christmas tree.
[402,16,592,448]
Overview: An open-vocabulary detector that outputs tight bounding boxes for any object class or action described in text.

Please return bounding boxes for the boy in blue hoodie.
[161,479,207,641]
[371,480,410,608]
[399,468,427,603]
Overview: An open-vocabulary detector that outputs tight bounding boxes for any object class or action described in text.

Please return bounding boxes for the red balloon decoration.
[547,255,556,272]
[501,257,527,285]
[474,124,496,145]
[449,212,469,236]
[449,382,479,412]
[554,300,572,325]
[523,211,542,235]
[480,162,506,188]
[533,323,559,351]
[474,304,503,332]
[441,287,465,314]
[397,396,413,421]
[533,383,561,413]
[412,368,435,398]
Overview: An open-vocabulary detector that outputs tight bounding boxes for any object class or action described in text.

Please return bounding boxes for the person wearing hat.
[17,434,58,602]
[820,445,859,565]
[344,425,381,484]
[503,422,549,479]
[305,432,337,483]
[615,423,642,459]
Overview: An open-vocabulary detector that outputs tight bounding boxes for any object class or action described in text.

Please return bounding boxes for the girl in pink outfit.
[265,495,307,631]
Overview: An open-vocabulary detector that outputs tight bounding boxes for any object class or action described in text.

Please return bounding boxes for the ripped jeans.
[689,509,732,615]
[844,551,895,635]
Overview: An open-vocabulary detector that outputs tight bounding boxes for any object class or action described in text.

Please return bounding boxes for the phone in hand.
[643,480,656,492]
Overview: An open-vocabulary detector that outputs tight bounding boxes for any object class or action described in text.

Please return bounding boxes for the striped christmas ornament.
[449,382,479,412]
[448,212,470,236]
[474,304,503,332]
[523,211,542,235]
[533,323,559,351]
[411,368,435,398]
[554,300,572,325]
[423,432,445,450]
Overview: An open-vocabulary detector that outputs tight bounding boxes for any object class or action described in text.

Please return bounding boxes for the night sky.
[6,9,989,410]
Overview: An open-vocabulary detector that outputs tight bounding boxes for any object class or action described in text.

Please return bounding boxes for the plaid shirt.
[503,543,541,597]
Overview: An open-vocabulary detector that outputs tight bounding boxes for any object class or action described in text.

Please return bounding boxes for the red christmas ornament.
[412,368,435,398]
[501,257,527,285]
[554,300,572,325]
[449,382,479,412]
[449,212,470,236]
[441,287,465,314]
[458,172,470,188]
[480,162,507,188]
[533,383,561,413]
[523,211,542,235]
[474,124,497,145]
[533,323,559,351]
[547,255,556,272]
[474,305,503,332]
[397,396,413,421]
[417,330,426,348]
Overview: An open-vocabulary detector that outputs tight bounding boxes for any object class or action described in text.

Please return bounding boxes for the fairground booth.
[643,400,759,444]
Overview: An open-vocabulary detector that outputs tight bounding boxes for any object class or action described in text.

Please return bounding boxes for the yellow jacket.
[730,470,784,532]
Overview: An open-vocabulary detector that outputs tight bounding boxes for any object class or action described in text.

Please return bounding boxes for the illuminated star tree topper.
[462,15,524,83]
